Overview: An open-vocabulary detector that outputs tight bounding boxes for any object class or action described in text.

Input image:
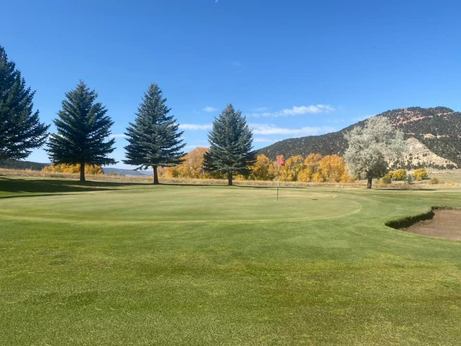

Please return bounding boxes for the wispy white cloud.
[250,124,335,136]
[179,123,212,131]
[249,104,335,118]
[177,122,335,137]
[111,133,127,139]
[203,106,218,113]
[280,104,335,116]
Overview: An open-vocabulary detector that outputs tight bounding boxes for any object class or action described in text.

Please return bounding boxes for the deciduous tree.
[344,117,405,188]
[298,153,322,182]
[279,155,304,181]
[319,155,349,182]
[170,147,209,179]
[250,154,276,181]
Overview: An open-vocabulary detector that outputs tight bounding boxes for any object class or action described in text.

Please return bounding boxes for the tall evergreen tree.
[124,84,185,184]
[204,104,254,186]
[47,82,116,182]
[0,46,48,161]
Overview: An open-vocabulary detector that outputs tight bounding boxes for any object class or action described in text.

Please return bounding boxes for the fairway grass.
[1,177,460,345]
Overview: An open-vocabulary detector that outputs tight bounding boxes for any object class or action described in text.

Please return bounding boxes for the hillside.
[0,160,149,177]
[0,159,48,171]
[103,167,151,176]
[258,107,461,169]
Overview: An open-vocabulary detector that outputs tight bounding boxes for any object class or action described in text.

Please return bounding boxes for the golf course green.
[1,177,460,345]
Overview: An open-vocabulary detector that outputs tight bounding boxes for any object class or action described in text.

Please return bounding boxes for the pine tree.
[0,46,48,161]
[204,104,254,185]
[124,84,185,184]
[47,82,116,182]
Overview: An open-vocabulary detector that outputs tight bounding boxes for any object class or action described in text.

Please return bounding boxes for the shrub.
[413,168,429,181]
[389,169,407,181]
[430,177,439,185]
[381,175,392,184]
[405,174,413,184]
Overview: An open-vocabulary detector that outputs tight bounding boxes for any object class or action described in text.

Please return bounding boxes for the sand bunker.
[404,209,461,241]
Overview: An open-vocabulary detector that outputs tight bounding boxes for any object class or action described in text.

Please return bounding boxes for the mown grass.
[0,177,460,345]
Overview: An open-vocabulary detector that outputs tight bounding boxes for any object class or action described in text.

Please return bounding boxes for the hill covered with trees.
[0,159,47,171]
[258,107,461,169]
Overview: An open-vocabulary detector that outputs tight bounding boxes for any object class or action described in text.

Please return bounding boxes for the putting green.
[0,186,361,223]
[1,178,461,345]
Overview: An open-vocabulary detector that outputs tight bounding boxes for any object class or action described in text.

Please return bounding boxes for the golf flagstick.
[276,155,285,201]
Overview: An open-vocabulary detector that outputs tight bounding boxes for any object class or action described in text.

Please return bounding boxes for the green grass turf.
[0,177,460,345]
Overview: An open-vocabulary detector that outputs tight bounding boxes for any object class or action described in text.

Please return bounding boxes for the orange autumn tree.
[42,163,103,175]
[161,150,352,183]
[163,147,209,179]
[250,154,276,180]
[298,153,322,182]
[318,155,350,182]
[291,154,351,183]
[278,155,304,181]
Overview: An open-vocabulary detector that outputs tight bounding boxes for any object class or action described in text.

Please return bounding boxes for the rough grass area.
[1,177,461,345]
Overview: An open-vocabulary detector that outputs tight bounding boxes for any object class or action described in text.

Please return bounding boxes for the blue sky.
[2,0,461,168]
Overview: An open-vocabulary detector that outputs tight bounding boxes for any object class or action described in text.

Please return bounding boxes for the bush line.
[385,207,459,229]
[386,208,435,229]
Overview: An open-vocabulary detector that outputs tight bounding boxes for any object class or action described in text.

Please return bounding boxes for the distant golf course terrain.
[1,177,460,345]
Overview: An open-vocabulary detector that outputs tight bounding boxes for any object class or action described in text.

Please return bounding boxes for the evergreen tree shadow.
[0,177,147,195]
[160,181,280,189]
[374,187,437,191]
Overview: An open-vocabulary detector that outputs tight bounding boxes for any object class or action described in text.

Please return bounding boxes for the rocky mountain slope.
[258,107,461,169]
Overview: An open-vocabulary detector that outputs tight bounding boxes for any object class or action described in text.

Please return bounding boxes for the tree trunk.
[152,166,159,185]
[227,171,233,186]
[79,163,86,183]
[367,177,372,189]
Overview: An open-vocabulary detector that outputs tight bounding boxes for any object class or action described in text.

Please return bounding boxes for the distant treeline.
[161,148,352,183]
[0,160,47,171]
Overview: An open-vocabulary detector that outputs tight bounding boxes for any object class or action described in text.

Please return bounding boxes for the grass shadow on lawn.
[161,182,283,189]
[0,177,148,196]
[375,187,437,191]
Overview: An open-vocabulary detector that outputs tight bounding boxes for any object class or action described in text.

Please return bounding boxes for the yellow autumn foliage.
[298,153,322,182]
[250,154,276,180]
[388,169,407,181]
[159,148,353,184]
[413,168,429,181]
[162,147,210,179]
[278,155,304,181]
[42,163,103,175]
